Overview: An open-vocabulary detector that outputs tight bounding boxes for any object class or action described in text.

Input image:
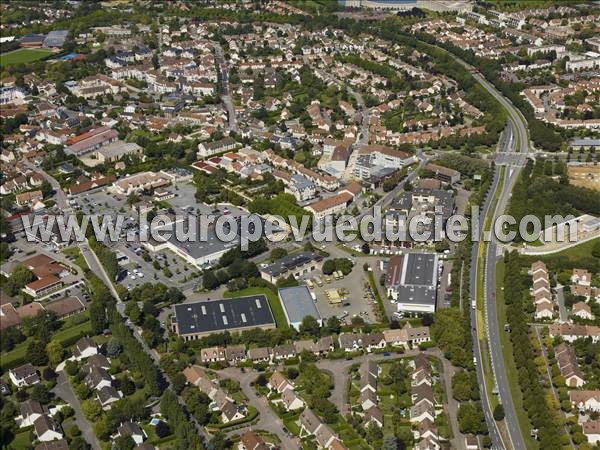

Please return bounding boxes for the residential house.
[221,400,244,423]
[19,400,46,427]
[363,333,386,352]
[73,336,99,361]
[247,347,271,363]
[272,344,296,360]
[583,420,600,445]
[200,346,226,364]
[338,333,364,352]
[225,345,247,364]
[570,390,600,412]
[118,422,145,445]
[239,431,269,450]
[573,301,594,320]
[364,406,384,428]
[34,415,63,442]
[85,367,112,390]
[97,385,121,410]
[9,363,40,387]
[281,389,305,411]
[549,323,600,343]
[269,371,293,393]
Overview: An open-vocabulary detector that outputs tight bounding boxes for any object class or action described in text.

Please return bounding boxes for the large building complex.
[385,253,439,314]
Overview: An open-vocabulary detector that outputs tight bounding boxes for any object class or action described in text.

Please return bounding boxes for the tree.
[28,340,48,365]
[326,316,341,334]
[114,435,135,450]
[124,301,142,325]
[46,340,65,367]
[458,402,486,434]
[493,404,505,421]
[89,300,107,335]
[171,373,186,394]
[70,437,89,450]
[81,399,102,421]
[300,315,320,335]
[592,240,600,259]
[270,247,288,261]
[30,384,52,404]
[202,270,219,290]
[106,338,122,357]
[322,259,336,275]
[382,435,398,450]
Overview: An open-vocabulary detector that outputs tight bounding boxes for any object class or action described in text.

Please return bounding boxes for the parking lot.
[297,265,378,325]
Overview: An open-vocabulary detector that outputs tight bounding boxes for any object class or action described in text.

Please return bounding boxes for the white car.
[130,275,136,280]
[137,272,144,278]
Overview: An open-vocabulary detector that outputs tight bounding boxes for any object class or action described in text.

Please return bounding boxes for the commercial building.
[386,253,439,314]
[260,252,324,283]
[111,171,170,195]
[278,286,323,330]
[171,295,276,340]
[65,126,119,156]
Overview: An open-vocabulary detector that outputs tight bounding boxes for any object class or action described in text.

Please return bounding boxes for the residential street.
[217,367,301,449]
[52,370,102,450]
[219,348,465,450]
[555,286,569,323]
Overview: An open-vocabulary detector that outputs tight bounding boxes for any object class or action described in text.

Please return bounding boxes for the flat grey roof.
[396,285,437,307]
[403,252,437,287]
[154,219,240,261]
[262,252,323,277]
[278,286,322,325]
[174,295,275,335]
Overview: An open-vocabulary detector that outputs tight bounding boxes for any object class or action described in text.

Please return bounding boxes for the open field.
[567,164,600,191]
[0,48,53,67]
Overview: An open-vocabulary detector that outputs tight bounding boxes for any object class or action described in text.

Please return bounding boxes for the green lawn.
[1,318,92,371]
[225,287,288,329]
[0,48,53,67]
[7,429,32,450]
[546,237,599,261]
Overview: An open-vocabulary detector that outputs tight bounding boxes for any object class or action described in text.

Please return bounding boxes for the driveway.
[216,367,301,449]
[555,286,569,323]
[52,370,102,450]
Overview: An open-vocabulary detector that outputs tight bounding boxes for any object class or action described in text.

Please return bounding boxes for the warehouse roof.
[173,295,275,336]
[278,286,322,326]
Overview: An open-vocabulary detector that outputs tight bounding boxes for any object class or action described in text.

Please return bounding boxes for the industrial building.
[171,295,276,340]
[278,286,323,331]
[385,252,439,314]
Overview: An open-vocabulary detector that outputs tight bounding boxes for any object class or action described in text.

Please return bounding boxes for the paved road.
[447,47,532,450]
[468,122,525,450]
[555,286,569,323]
[214,43,237,132]
[216,367,301,449]
[38,169,213,446]
[52,370,102,450]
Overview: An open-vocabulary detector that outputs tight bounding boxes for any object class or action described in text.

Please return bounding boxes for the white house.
[34,415,63,442]
[73,336,99,361]
[9,363,40,388]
